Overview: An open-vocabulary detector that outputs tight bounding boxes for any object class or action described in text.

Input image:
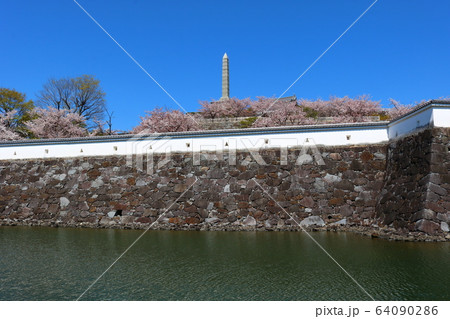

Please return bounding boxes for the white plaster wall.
[432,107,450,128]
[0,126,388,161]
[388,106,433,139]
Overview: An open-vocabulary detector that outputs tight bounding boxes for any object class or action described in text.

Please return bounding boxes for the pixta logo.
[126,133,325,175]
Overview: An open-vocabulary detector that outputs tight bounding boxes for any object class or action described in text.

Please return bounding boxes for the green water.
[0,226,448,301]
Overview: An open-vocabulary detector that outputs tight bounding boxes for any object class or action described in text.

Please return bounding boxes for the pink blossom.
[26,107,88,139]
[251,97,312,127]
[133,108,200,133]
[387,99,413,120]
[0,111,21,141]
[298,95,382,123]
[199,97,254,119]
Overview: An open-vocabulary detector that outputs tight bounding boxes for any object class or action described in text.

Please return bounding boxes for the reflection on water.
[0,227,448,300]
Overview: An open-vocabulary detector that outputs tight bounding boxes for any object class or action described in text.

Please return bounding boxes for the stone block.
[428,183,446,196]
[174,184,188,193]
[336,180,354,191]
[208,168,225,179]
[238,171,254,180]
[238,202,249,209]
[185,217,200,224]
[136,217,152,223]
[205,217,219,223]
[242,215,256,227]
[333,218,347,225]
[328,198,344,206]
[300,216,325,227]
[323,173,341,184]
[299,196,314,208]
[411,209,436,222]
[350,159,363,171]
[360,151,374,162]
[328,153,342,160]
[415,219,440,234]
[59,197,70,208]
[339,205,353,217]
[437,213,450,223]
[425,201,445,213]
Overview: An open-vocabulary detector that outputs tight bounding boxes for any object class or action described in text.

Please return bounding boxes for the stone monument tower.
[220,53,230,101]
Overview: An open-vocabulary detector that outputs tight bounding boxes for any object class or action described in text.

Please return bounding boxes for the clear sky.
[2,0,450,131]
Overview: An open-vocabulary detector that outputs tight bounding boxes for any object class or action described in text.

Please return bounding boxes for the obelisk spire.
[220,53,230,101]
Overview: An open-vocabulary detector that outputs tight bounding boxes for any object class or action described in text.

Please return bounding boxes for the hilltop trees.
[133,108,200,134]
[196,95,385,129]
[251,97,311,127]
[197,100,223,119]
[298,95,382,123]
[199,97,253,118]
[248,95,381,128]
[132,95,418,133]
[36,75,107,126]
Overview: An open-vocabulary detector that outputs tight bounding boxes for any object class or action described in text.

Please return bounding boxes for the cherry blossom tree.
[199,97,254,119]
[198,100,223,119]
[250,96,277,116]
[387,99,413,120]
[222,97,253,117]
[26,107,88,139]
[0,111,21,141]
[298,98,327,119]
[330,95,381,121]
[133,108,200,133]
[298,95,382,123]
[251,97,312,127]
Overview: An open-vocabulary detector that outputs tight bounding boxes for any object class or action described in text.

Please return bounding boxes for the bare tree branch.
[36,75,106,127]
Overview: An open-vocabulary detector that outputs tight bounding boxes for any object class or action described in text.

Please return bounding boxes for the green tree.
[36,74,107,127]
[0,88,35,135]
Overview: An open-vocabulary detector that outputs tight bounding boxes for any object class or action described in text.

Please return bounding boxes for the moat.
[0,226,448,301]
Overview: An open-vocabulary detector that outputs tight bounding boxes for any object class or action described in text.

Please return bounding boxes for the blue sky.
[2,0,449,131]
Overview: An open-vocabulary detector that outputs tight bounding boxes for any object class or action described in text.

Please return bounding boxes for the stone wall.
[197,117,249,130]
[0,128,448,241]
[376,128,450,235]
[0,145,386,229]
